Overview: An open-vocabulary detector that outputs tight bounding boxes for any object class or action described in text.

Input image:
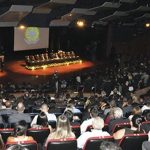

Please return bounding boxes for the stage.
[0,60,94,84]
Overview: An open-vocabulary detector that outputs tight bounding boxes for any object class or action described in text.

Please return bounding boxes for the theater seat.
[71,125,81,138]
[112,122,131,133]
[45,138,77,150]
[0,128,14,143]
[141,121,150,133]
[119,133,148,150]
[5,140,38,150]
[83,136,114,150]
[27,127,50,145]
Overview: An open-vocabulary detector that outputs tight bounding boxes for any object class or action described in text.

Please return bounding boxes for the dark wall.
[0,26,107,61]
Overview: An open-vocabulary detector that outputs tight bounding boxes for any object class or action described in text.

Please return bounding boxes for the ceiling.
[0,0,150,27]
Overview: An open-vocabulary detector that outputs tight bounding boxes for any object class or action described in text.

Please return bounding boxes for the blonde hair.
[50,115,74,139]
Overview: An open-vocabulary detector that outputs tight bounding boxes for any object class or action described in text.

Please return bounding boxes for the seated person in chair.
[77,117,110,149]
[113,114,144,141]
[45,115,75,147]
[7,120,34,143]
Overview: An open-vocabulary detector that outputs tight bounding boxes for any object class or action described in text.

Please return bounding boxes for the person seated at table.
[7,120,34,143]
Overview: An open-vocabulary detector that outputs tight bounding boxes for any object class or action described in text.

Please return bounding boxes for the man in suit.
[8,102,31,124]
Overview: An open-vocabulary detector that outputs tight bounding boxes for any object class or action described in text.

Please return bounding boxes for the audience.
[0,54,149,149]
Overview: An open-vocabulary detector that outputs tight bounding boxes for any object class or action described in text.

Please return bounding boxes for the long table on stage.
[25,57,82,70]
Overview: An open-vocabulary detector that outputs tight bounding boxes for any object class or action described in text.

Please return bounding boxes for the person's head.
[100,141,122,150]
[132,106,142,115]
[90,106,99,118]
[111,107,123,119]
[144,111,150,121]
[14,120,28,137]
[40,103,49,113]
[131,115,143,129]
[64,110,73,122]
[92,117,104,130]
[17,102,25,113]
[5,101,12,108]
[54,115,72,139]
[6,145,29,150]
[37,112,48,127]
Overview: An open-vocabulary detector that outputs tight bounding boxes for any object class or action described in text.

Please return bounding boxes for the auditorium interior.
[0,0,150,150]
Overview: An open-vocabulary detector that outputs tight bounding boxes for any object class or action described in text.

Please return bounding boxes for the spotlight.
[31,66,35,71]
[42,65,47,70]
[79,60,82,64]
[19,25,25,29]
[76,20,85,28]
[145,23,150,28]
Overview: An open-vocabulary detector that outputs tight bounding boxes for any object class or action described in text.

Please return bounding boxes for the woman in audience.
[7,120,34,143]
[113,114,144,141]
[45,115,75,146]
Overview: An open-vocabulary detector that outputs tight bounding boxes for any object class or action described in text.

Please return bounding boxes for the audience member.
[8,102,31,124]
[31,103,57,127]
[100,141,122,150]
[7,120,34,143]
[77,117,110,149]
[113,115,144,141]
[80,106,99,134]
[45,115,75,147]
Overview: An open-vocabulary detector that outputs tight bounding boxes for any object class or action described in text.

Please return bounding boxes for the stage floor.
[0,60,94,84]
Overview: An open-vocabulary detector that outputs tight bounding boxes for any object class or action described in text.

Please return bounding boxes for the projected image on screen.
[14,27,49,51]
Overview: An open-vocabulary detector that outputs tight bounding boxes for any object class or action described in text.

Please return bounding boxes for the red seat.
[112,122,131,133]
[83,136,114,150]
[119,133,148,150]
[71,125,81,138]
[45,138,77,150]
[27,127,50,145]
[0,128,14,143]
[5,140,38,150]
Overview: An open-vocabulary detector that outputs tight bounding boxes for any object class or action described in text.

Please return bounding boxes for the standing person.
[53,71,59,93]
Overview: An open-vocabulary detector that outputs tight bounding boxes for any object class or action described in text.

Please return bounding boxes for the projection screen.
[14,27,49,51]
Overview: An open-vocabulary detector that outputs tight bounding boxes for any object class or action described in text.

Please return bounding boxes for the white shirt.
[80,118,94,134]
[31,112,57,127]
[77,129,110,149]
[141,105,150,112]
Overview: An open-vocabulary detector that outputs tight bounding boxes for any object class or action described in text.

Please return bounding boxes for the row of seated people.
[25,51,78,63]
[0,114,149,150]
[0,99,150,149]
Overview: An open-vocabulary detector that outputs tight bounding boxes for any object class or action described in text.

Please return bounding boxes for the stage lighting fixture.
[31,66,35,71]
[145,23,150,28]
[76,20,85,28]
[19,25,25,29]
[80,60,82,64]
